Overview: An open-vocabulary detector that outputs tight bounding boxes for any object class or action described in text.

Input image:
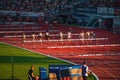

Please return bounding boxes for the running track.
[0,23,120,80]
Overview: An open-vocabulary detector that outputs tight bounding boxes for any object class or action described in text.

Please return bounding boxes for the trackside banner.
[74,7,120,15]
[97,7,114,14]
[0,11,44,17]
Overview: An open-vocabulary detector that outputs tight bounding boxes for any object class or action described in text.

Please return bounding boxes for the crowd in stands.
[0,0,72,24]
[0,0,120,27]
[0,0,120,16]
[0,0,49,12]
[75,0,120,8]
[0,0,71,12]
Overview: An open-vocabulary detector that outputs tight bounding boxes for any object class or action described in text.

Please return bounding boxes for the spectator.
[74,0,120,8]
[98,18,103,28]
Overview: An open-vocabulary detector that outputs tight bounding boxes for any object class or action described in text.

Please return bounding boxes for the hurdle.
[22,37,109,49]
[23,38,108,42]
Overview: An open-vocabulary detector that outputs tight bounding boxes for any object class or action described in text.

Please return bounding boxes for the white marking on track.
[97,67,118,80]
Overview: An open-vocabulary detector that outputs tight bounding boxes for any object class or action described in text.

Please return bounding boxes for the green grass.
[0,42,69,80]
[0,42,96,80]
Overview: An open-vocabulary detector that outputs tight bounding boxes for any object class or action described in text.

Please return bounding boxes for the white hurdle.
[24,38,108,42]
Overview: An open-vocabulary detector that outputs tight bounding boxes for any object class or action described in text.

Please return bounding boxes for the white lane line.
[98,67,118,80]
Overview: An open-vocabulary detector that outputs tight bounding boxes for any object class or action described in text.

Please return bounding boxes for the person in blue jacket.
[82,61,89,80]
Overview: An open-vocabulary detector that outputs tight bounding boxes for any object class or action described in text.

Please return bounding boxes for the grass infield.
[0,42,96,80]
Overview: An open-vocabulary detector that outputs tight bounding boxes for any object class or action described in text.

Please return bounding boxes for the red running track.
[0,23,120,80]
